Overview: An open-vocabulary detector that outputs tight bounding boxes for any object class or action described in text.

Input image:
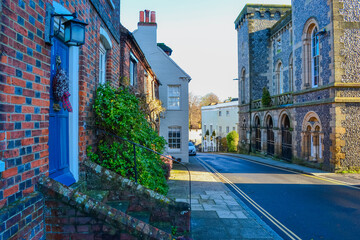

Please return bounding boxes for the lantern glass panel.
[64,23,71,42]
[72,24,84,43]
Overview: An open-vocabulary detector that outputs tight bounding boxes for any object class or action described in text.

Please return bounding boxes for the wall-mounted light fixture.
[45,3,88,46]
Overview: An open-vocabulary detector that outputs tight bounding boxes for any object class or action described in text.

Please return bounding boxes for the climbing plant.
[87,83,168,194]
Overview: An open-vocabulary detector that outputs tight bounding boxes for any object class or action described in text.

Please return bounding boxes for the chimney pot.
[150,11,156,23]
[145,10,150,23]
[139,11,144,22]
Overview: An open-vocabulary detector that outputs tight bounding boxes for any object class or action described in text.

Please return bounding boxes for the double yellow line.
[222,153,360,191]
[198,157,302,240]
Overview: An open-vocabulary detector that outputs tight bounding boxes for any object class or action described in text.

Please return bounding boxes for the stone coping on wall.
[82,160,190,213]
[38,176,174,240]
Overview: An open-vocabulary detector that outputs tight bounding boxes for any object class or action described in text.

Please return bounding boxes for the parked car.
[189,142,196,156]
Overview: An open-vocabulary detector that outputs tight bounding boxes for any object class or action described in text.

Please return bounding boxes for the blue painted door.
[48,38,75,186]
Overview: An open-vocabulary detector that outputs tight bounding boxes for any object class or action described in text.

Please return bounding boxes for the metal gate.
[281,128,292,161]
[267,128,274,155]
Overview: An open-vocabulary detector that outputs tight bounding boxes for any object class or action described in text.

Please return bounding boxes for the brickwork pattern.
[0,192,44,240]
[0,0,52,210]
[38,160,191,239]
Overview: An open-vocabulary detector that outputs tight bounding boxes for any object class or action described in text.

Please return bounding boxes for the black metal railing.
[89,127,192,212]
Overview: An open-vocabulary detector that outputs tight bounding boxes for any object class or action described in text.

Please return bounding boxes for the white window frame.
[226,126,230,133]
[168,85,180,110]
[99,42,106,84]
[219,111,222,116]
[130,53,138,86]
[168,126,181,152]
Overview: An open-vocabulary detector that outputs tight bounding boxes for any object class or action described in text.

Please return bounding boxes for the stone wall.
[0,0,121,238]
[333,0,360,171]
[292,0,332,91]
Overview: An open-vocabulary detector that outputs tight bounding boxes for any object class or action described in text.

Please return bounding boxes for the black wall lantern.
[45,3,88,46]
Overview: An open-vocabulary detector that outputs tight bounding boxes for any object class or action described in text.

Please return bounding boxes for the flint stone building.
[235,1,360,172]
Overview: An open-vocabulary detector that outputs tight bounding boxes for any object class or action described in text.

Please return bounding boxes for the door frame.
[50,1,79,183]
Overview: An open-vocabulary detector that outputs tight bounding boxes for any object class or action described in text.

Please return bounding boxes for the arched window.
[302,113,323,162]
[276,62,283,94]
[302,19,320,89]
[311,27,319,87]
[241,69,246,104]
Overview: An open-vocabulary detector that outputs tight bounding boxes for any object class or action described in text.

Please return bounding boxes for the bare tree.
[189,92,201,129]
[200,92,220,107]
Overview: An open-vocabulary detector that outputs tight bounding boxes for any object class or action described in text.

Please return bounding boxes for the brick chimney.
[138,10,157,26]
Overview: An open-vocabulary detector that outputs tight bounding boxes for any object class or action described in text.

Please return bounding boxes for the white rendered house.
[201,99,239,152]
[133,10,191,162]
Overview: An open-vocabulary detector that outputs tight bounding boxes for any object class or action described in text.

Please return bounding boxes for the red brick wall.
[0,193,44,239]
[44,198,136,240]
[0,0,121,238]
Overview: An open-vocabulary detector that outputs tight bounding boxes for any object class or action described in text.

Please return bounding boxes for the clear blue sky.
[121,0,292,101]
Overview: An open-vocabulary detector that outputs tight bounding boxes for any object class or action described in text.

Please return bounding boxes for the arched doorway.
[281,115,292,161]
[255,116,261,151]
[266,116,274,155]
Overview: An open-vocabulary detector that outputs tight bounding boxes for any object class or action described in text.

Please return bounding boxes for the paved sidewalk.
[167,157,282,240]
[221,152,360,186]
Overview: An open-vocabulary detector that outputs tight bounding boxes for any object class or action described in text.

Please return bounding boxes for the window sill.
[168,149,181,153]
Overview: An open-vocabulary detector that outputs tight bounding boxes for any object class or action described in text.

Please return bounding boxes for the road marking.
[198,157,302,240]
[218,154,360,190]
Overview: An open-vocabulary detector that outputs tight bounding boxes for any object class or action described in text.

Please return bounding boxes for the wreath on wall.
[52,56,72,112]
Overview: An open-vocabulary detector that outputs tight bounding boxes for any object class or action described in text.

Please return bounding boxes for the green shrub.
[226,131,239,152]
[262,87,271,107]
[88,83,168,194]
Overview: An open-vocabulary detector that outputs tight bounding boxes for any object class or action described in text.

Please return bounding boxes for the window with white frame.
[168,85,180,110]
[233,127,235,131]
[99,42,106,84]
[311,27,319,87]
[219,126,222,134]
[226,126,229,133]
[168,127,181,150]
[226,111,229,116]
[219,111,222,116]
[130,53,138,86]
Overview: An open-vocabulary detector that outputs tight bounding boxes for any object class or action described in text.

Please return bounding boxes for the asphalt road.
[196,153,360,240]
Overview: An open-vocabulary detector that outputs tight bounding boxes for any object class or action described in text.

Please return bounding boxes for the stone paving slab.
[167,157,282,240]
